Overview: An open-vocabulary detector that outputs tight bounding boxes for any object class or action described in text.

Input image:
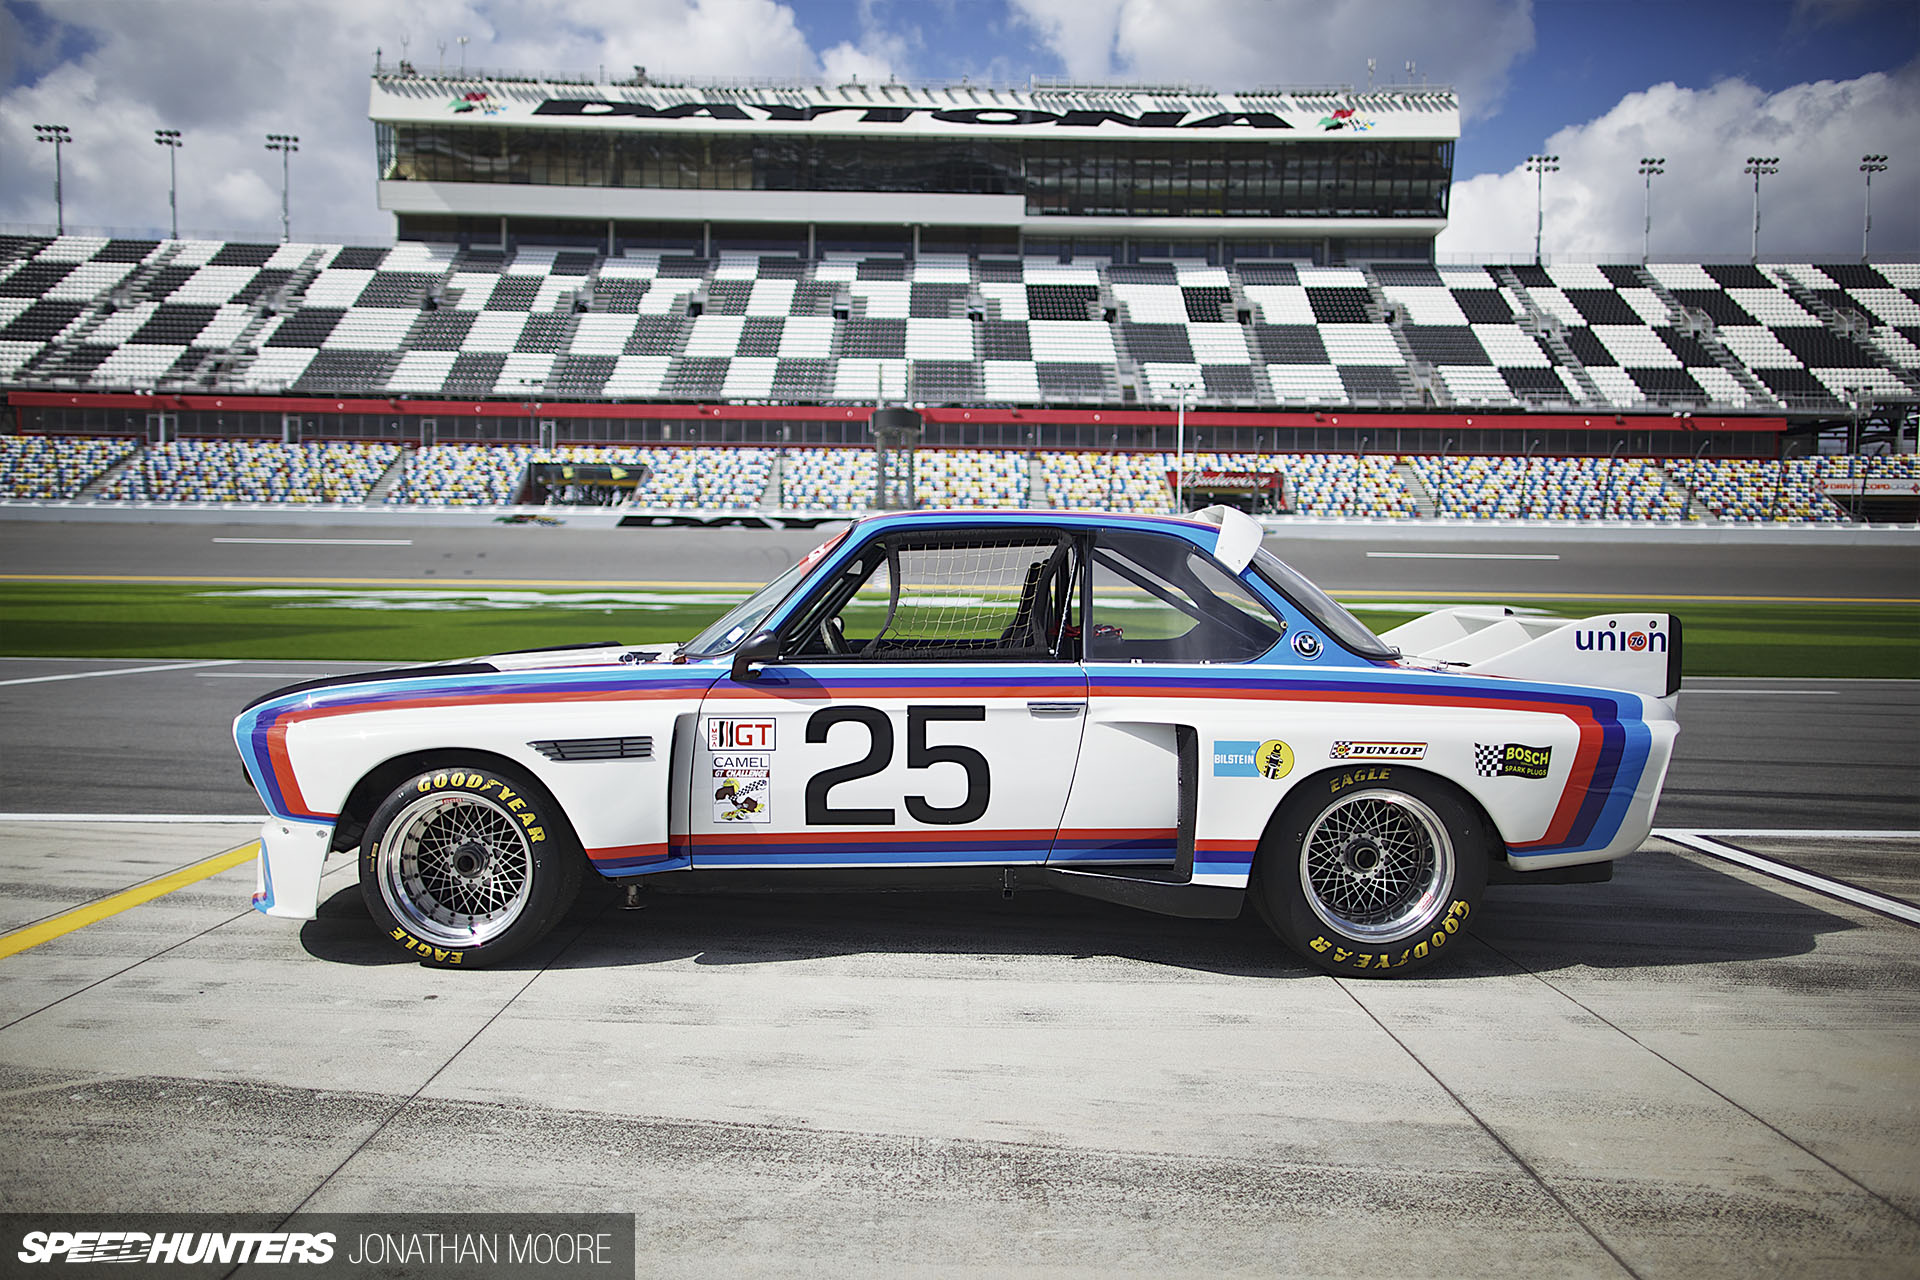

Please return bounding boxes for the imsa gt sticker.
[1331,740,1426,761]
[708,718,776,751]
[1474,743,1552,780]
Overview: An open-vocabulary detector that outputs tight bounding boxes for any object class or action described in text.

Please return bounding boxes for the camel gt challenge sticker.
[713,754,771,822]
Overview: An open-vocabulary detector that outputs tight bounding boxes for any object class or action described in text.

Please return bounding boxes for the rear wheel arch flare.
[1255,765,1505,866]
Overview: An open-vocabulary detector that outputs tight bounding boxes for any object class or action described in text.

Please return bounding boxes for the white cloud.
[1008,0,1535,120]
[819,0,918,85]
[1440,65,1920,261]
[0,0,828,242]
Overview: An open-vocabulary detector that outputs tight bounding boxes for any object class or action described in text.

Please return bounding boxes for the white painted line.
[1664,828,1920,839]
[1366,551,1561,560]
[0,659,237,688]
[1682,690,1838,696]
[211,537,413,546]
[0,814,263,823]
[1656,830,1920,926]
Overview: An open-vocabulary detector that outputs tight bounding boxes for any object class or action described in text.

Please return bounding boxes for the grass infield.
[0,581,1913,678]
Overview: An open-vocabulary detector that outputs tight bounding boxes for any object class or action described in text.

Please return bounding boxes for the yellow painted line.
[1,574,1915,606]
[0,574,761,589]
[0,842,259,961]
[1329,589,1920,605]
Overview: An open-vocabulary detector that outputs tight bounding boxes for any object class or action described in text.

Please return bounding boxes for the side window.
[1087,530,1284,663]
[786,533,1079,661]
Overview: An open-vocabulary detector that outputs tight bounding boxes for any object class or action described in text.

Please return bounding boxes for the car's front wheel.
[1255,770,1488,977]
[360,764,582,968]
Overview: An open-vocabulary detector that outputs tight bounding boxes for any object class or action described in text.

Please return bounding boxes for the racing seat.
[999,545,1070,653]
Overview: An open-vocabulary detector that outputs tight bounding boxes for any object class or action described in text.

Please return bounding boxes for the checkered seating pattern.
[1039,451,1172,513]
[779,448,877,509]
[912,449,1029,508]
[102,439,398,503]
[0,433,136,498]
[392,445,772,507]
[1112,261,1258,403]
[5,237,1918,413]
[1241,262,1414,406]
[1407,454,1687,520]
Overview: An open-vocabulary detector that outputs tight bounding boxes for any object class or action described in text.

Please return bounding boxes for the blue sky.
[2,0,1915,257]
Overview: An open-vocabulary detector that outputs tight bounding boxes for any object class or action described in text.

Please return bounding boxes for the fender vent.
[529,736,653,762]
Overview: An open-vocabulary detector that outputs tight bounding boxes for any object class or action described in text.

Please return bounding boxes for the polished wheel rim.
[379,791,533,946]
[1299,789,1454,944]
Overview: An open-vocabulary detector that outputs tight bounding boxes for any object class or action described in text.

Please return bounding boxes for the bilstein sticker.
[1214,739,1294,779]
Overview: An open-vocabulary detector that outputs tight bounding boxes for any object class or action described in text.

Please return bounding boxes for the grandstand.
[8,428,1913,523]
[2,69,1914,524]
[5,233,1915,417]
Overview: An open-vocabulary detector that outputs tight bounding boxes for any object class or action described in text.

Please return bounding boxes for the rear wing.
[1380,607,1682,701]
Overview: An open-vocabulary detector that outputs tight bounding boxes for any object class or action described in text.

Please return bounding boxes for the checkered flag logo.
[1331,741,1352,758]
[1473,743,1503,777]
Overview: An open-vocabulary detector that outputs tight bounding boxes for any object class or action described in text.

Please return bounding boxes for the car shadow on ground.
[299,846,1859,979]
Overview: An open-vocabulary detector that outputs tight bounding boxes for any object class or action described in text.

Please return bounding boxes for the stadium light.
[1171,379,1200,512]
[265,134,299,243]
[1525,154,1559,265]
[1743,156,1780,263]
[1637,157,1664,264]
[153,130,183,240]
[1860,155,1889,263]
[34,124,72,235]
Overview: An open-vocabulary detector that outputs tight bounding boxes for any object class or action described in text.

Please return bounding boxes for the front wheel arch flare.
[333,747,581,854]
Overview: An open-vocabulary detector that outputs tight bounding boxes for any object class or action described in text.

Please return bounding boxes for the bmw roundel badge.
[1292,632,1323,660]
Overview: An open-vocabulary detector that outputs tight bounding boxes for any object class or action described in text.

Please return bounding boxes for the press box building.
[369,69,1459,263]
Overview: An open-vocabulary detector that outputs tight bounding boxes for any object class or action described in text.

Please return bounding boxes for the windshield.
[1250,546,1399,661]
[681,529,847,658]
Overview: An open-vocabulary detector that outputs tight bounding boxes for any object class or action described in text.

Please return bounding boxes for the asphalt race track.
[1,518,1917,1276]
[6,517,1919,599]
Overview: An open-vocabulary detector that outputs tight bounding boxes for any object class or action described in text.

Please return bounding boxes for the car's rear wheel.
[360,764,582,968]
[1255,769,1488,977]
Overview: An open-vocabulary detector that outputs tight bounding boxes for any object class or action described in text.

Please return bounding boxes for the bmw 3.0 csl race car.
[234,507,1680,977]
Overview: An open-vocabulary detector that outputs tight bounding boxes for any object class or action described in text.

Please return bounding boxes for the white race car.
[234,506,1680,976]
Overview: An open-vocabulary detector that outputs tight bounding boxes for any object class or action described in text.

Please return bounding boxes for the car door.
[1054,527,1290,873]
[692,526,1089,871]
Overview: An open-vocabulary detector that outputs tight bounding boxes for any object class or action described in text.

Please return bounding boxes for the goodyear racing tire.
[360,764,583,968]
[1254,768,1487,978]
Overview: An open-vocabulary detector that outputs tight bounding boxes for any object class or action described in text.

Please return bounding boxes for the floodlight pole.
[1173,381,1199,512]
[154,130,182,240]
[34,124,71,234]
[1637,157,1664,263]
[1526,154,1559,265]
[1860,155,1888,263]
[265,134,299,242]
[1744,156,1779,263]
